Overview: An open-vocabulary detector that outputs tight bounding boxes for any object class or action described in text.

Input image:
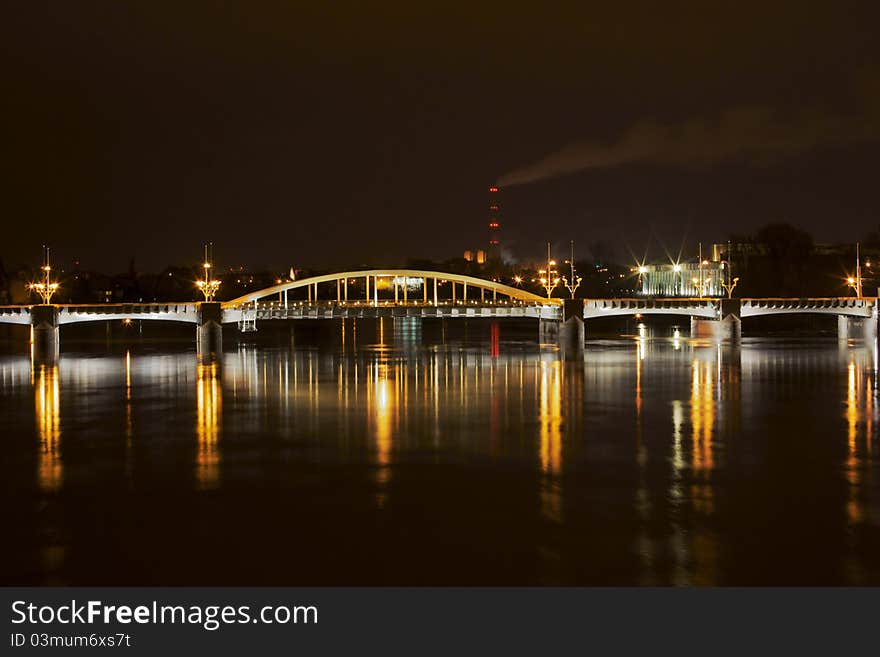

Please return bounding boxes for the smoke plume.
[498,105,880,186]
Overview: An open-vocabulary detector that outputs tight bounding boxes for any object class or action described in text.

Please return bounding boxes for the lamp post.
[721,274,739,298]
[847,243,865,297]
[856,242,863,298]
[538,242,560,299]
[196,242,221,302]
[720,243,739,298]
[28,245,59,304]
[692,276,709,299]
[846,276,858,296]
[562,240,582,299]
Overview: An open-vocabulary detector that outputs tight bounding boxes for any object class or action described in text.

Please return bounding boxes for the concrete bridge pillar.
[540,300,584,359]
[30,305,59,364]
[838,314,877,341]
[690,299,741,342]
[197,302,223,357]
[538,318,557,342]
[558,299,585,358]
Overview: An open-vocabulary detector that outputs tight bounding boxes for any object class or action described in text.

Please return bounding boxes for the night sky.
[3,3,879,272]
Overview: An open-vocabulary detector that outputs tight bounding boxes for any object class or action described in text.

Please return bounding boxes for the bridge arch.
[222,269,552,308]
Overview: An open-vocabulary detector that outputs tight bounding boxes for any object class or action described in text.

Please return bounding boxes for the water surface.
[2,320,878,585]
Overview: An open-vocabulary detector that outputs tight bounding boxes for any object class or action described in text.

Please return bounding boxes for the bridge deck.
[0,296,874,327]
[223,301,561,323]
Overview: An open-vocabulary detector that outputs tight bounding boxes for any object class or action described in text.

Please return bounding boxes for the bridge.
[1,268,877,361]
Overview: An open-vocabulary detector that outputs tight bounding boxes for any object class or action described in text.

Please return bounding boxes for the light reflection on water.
[196,361,221,490]
[0,323,879,585]
[35,364,61,493]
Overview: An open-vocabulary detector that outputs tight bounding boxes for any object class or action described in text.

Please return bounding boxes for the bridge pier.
[197,302,223,357]
[690,299,741,342]
[558,299,584,358]
[30,305,59,364]
[540,299,583,358]
[838,314,877,341]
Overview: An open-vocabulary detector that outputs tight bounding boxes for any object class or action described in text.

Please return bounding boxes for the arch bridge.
[221,269,560,326]
[1,267,878,362]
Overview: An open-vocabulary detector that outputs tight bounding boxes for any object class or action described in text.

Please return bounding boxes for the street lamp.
[721,275,739,298]
[28,245,59,304]
[692,276,709,299]
[719,247,739,298]
[847,276,860,296]
[538,242,560,299]
[196,242,221,302]
[562,240,582,299]
[855,242,863,297]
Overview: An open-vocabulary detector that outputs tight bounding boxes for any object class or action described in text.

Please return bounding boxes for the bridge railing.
[224,299,550,310]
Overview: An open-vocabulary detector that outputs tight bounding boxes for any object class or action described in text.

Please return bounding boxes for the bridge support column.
[30,305,59,364]
[557,299,585,359]
[538,318,559,343]
[838,315,877,341]
[539,301,584,359]
[197,302,223,357]
[690,299,741,342]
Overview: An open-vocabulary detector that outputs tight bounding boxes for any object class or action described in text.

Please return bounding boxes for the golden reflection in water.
[635,338,643,417]
[690,356,715,475]
[845,356,864,525]
[196,361,222,490]
[688,350,720,584]
[35,364,61,492]
[633,333,651,579]
[125,350,133,439]
[539,358,563,525]
[539,360,562,475]
[367,362,394,507]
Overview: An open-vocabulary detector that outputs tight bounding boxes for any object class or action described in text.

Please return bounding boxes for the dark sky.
[2,2,879,272]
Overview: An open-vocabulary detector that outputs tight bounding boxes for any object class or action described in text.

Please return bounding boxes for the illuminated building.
[635,261,726,297]
[463,249,487,264]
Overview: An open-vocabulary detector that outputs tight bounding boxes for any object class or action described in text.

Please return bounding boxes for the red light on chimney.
[488,187,498,193]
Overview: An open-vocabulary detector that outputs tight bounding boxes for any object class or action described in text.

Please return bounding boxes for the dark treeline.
[726,223,876,298]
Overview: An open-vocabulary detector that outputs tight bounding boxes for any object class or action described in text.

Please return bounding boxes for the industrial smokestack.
[488,186,501,260]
